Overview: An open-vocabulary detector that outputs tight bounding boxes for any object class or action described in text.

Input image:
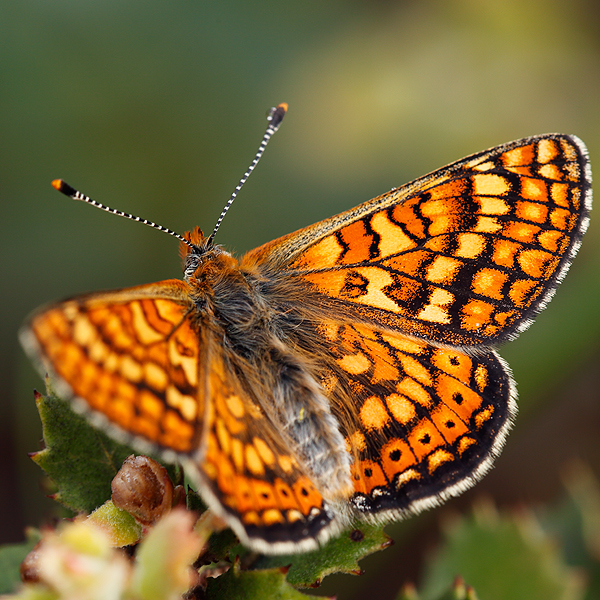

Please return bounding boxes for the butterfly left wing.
[244,134,591,347]
[20,279,339,554]
[20,280,207,458]
[192,333,339,554]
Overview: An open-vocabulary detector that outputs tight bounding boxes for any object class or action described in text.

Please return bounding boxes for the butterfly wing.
[20,279,335,553]
[315,321,515,519]
[194,333,337,554]
[20,280,207,457]
[244,134,591,347]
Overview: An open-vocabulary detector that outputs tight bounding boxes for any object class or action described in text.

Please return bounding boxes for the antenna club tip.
[51,179,77,197]
[268,103,288,129]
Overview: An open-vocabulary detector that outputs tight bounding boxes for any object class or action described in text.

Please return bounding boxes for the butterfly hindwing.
[194,335,336,553]
[315,321,515,518]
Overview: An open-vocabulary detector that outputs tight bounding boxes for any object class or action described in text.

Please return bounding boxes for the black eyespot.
[389,449,402,461]
[364,468,373,477]
[420,433,431,445]
[445,420,455,429]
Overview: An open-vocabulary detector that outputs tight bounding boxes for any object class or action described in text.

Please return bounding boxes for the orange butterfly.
[20,104,592,554]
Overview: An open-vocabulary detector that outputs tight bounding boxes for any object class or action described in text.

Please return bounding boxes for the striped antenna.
[51,179,195,249]
[207,102,288,245]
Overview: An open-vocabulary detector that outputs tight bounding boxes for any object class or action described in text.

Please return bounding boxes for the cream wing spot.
[216,418,232,455]
[455,233,486,259]
[253,437,276,466]
[537,138,558,163]
[120,354,143,383]
[72,315,98,347]
[144,362,168,391]
[337,352,370,375]
[225,394,245,419]
[426,256,462,283]
[417,288,454,324]
[130,301,164,344]
[104,353,119,373]
[397,377,432,408]
[370,212,415,257]
[473,173,510,196]
[278,455,294,474]
[354,267,401,312]
[478,196,510,215]
[167,337,198,388]
[165,385,197,422]
[245,444,265,476]
[386,393,416,424]
[88,338,110,364]
[360,396,390,430]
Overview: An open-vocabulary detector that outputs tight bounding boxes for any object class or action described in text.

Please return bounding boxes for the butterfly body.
[22,132,591,554]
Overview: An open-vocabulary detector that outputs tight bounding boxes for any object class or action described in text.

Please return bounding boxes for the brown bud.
[111,455,173,526]
[20,541,43,583]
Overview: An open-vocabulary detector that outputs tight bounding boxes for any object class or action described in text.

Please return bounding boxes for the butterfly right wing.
[313,320,516,521]
[244,135,591,348]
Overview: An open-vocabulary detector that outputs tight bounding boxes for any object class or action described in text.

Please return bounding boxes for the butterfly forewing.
[245,134,591,347]
[21,281,207,458]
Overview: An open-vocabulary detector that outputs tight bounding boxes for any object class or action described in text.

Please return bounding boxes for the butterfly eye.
[184,255,202,280]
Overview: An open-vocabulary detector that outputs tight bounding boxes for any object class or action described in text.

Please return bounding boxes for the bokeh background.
[2,1,600,598]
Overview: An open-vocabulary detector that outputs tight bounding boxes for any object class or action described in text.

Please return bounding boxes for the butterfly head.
[181,225,236,284]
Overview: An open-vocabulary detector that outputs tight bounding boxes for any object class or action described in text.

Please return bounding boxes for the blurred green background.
[2,0,600,598]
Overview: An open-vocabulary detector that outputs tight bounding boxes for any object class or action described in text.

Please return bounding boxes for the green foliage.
[30,387,137,514]
[419,502,584,600]
[5,387,600,599]
[0,531,41,594]
[205,562,313,600]
[253,522,392,588]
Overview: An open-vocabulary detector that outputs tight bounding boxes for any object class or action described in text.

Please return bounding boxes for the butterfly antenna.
[207,102,288,245]
[51,179,195,250]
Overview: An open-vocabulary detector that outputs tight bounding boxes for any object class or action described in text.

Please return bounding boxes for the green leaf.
[395,576,483,600]
[253,521,392,588]
[30,387,138,513]
[0,530,41,594]
[87,500,143,546]
[419,502,584,600]
[205,561,317,600]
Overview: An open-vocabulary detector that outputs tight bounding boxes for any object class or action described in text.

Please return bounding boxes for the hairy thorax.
[184,239,353,502]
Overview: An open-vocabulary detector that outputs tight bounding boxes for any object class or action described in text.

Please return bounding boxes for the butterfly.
[20,104,592,554]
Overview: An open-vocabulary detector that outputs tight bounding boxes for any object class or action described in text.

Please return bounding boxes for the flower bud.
[111,455,174,526]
